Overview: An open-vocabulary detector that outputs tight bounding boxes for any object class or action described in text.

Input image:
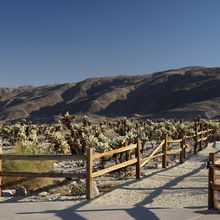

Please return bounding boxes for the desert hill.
[1,66,220,122]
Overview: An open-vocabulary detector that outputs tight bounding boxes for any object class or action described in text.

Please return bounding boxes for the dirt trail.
[91,142,220,208]
[1,142,219,210]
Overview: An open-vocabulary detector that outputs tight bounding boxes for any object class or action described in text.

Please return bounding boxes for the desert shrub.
[71,184,86,196]
[97,182,118,192]
[2,141,54,191]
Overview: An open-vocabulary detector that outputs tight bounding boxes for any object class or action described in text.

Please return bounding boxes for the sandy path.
[91,142,220,208]
[1,142,220,220]
[1,142,219,211]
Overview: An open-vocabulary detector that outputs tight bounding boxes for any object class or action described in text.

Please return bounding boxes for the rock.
[15,186,27,196]
[141,170,152,176]
[2,190,14,197]
[53,162,59,168]
[39,191,48,196]
[92,185,99,197]
[61,164,67,168]
[96,180,101,185]
[77,179,86,184]
[70,181,78,187]
[92,181,97,186]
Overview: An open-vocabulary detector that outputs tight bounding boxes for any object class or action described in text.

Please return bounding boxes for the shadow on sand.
[1,143,219,219]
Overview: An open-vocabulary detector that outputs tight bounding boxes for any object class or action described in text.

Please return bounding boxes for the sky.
[0,0,220,87]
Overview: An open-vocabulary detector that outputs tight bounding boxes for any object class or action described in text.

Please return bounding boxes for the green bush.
[71,184,86,196]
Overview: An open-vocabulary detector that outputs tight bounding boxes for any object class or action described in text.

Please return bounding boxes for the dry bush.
[2,141,54,191]
[97,182,118,192]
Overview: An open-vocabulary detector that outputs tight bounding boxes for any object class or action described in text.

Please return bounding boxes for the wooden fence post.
[208,153,216,209]
[162,134,168,168]
[199,131,202,151]
[0,147,2,197]
[212,129,215,143]
[209,129,213,143]
[135,139,141,179]
[194,130,198,155]
[183,135,186,159]
[86,147,93,200]
[211,129,213,142]
[205,130,209,147]
[180,136,184,164]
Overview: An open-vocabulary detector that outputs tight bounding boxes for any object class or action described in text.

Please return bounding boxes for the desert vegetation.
[0,114,219,192]
[0,114,219,155]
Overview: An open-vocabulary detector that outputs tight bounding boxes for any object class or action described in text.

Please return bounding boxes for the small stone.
[49,188,58,194]
[15,186,27,196]
[77,179,86,184]
[92,185,99,197]
[39,191,48,196]
[96,180,101,185]
[141,171,151,176]
[2,190,14,197]
[70,181,78,186]
[53,162,59,168]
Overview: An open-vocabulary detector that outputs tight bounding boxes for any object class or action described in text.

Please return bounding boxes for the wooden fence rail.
[0,154,85,161]
[208,153,220,209]
[86,141,141,199]
[0,128,215,199]
[0,152,85,197]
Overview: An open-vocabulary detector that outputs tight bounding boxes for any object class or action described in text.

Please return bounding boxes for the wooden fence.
[86,128,213,199]
[0,128,214,199]
[208,153,220,209]
[0,152,85,197]
[140,129,213,171]
[86,142,141,199]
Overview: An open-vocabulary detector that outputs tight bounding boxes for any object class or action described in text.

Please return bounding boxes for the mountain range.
[1,66,220,122]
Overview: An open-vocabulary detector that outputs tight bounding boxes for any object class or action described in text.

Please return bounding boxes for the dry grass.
[2,141,54,191]
[97,182,118,192]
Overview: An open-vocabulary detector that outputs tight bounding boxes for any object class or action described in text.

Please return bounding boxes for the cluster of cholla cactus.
[0,114,220,166]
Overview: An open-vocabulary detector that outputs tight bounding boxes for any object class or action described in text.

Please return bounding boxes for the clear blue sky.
[0,0,220,87]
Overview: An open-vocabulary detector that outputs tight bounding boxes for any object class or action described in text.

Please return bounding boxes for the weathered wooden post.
[194,116,199,154]
[208,153,216,209]
[0,147,2,197]
[162,134,168,168]
[86,147,93,200]
[183,135,186,159]
[135,139,141,179]
[207,129,210,143]
[209,129,213,143]
[194,130,198,155]
[205,126,209,147]
[205,130,208,147]
[212,129,215,143]
[199,131,202,151]
[180,133,185,163]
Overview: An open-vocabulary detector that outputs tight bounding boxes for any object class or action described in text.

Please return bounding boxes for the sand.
[1,142,220,210]
[91,142,220,208]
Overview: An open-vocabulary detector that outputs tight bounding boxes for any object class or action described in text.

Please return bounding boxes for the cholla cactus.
[82,115,91,126]
[0,138,3,147]
[0,115,220,172]
[48,131,70,154]
[125,130,136,144]
[95,142,109,153]
[86,135,98,148]
[111,136,127,149]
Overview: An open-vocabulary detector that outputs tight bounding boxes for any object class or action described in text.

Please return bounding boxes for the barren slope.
[0,66,220,122]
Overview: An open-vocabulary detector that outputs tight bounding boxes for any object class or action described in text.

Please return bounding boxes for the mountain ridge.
[1,66,220,122]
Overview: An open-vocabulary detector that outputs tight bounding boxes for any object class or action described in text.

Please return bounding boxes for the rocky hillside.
[1,66,220,122]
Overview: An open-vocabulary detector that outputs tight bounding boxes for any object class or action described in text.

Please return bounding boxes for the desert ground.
[1,142,220,219]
